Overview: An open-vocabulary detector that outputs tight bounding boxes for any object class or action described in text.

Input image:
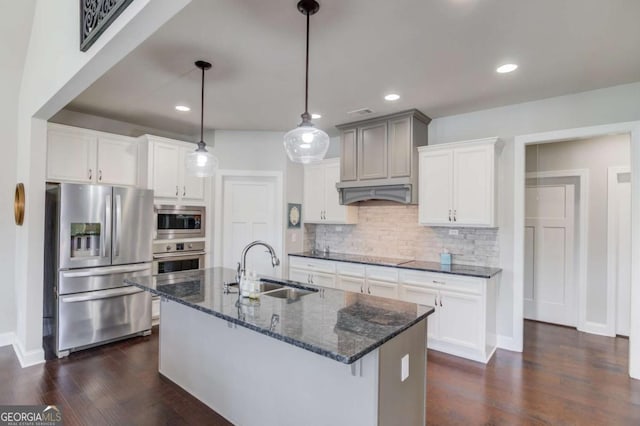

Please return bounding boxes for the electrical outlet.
[448,229,459,236]
[401,354,409,381]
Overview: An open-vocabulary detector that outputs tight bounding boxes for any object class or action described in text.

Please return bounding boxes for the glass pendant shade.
[284,122,330,164]
[186,142,218,177]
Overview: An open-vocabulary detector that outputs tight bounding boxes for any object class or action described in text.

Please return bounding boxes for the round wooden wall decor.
[14,183,25,226]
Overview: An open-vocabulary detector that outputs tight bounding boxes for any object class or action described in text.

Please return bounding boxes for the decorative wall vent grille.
[80,0,134,52]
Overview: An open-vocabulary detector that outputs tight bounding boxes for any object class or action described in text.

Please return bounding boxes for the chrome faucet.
[237,241,280,282]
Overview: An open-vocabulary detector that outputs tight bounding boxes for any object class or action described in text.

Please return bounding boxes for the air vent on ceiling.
[347,107,375,117]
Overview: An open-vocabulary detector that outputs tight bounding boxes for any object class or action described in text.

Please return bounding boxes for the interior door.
[524,184,577,326]
[222,176,281,277]
[59,183,112,269]
[610,170,631,336]
[112,187,154,265]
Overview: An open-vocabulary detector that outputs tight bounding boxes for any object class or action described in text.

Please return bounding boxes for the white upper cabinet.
[303,158,357,224]
[97,135,139,186]
[418,138,500,227]
[47,124,138,186]
[141,135,207,204]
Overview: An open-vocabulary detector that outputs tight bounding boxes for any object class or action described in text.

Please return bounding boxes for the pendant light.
[283,0,330,164]
[186,60,219,177]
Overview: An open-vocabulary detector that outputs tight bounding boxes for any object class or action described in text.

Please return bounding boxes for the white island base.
[159,299,427,426]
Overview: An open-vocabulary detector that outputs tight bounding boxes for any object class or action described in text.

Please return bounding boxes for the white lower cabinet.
[288,255,498,363]
[399,269,496,363]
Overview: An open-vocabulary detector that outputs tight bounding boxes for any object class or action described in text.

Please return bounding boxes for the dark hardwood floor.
[1,321,639,425]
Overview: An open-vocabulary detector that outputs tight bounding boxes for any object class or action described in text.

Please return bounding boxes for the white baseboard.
[0,332,15,348]
[497,334,522,352]
[579,321,615,337]
[12,339,45,368]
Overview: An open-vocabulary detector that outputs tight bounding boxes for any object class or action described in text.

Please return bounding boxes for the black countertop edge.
[125,278,434,365]
[289,252,502,279]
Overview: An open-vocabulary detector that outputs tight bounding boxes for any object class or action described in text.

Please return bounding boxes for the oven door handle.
[152,251,207,259]
[60,286,144,303]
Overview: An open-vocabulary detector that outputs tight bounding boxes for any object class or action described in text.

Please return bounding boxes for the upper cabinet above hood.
[335,109,431,205]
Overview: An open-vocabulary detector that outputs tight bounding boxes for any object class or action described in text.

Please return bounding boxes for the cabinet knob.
[176,186,179,196]
[89,169,92,180]
[367,286,371,294]
[183,186,186,197]
[360,284,363,293]
[453,210,457,222]
[448,209,452,222]
[98,169,102,181]
[440,296,443,307]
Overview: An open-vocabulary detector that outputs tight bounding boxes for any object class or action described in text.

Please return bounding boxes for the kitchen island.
[126,268,434,426]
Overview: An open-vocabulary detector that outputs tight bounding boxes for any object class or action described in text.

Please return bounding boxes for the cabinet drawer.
[289,256,336,274]
[336,262,365,278]
[399,270,483,295]
[365,265,398,282]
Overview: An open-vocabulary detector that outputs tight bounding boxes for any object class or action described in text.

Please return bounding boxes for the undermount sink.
[226,281,284,293]
[263,287,316,300]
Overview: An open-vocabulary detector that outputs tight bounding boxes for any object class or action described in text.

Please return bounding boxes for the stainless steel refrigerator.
[43,183,154,358]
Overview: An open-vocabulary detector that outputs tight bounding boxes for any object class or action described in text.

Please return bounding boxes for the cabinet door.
[152,142,180,199]
[310,271,336,288]
[336,275,365,293]
[418,150,453,225]
[367,279,398,299]
[97,136,138,186]
[453,145,493,226]
[388,117,412,178]
[438,289,483,351]
[358,122,387,180]
[47,128,97,183]
[289,268,311,284]
[303,164,324,223]
[323,161,343,222]
[340,129,357,181]
[400,284,439,340]
[180,147,206,202]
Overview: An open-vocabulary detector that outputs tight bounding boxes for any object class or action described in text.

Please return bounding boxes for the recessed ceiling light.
[175,105,191,112]
[311,113,322,119]
[496,63,518,74]
[384,94,400,101]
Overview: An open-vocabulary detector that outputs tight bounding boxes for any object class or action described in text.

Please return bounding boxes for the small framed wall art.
[287,203,302,229]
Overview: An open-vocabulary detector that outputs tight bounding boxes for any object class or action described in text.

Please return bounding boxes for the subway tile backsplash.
[304,204,499,267]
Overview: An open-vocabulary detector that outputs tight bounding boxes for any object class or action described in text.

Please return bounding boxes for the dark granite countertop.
[290,252,501,279]
[125,268,434,365]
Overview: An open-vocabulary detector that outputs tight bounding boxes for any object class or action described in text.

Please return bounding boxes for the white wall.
[429,81,640,347]
[526,135,630,326]
[13,0,190,365]
[0,0,36,341]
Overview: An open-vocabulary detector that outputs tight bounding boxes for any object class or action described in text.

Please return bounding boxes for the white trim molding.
[12,339,45,368]
[513,120,640,380]
[525,169,590,333]
[607,166,631,337]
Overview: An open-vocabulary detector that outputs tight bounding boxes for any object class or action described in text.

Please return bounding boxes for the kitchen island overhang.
[126,268,434,426]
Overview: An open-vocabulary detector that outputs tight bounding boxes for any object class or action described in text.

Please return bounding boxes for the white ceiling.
[67,0,640,137]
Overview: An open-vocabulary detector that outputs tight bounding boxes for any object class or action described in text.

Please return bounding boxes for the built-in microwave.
[155,205,205,240]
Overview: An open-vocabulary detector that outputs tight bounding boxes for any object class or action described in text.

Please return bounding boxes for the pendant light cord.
[200,65,205,143]
[304,11,310,115]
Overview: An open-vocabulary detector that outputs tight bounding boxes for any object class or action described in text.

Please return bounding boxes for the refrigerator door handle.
[60,286,144,303]
[114,194,122,257]
[61,264,151,278]
[104,194,112,258]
